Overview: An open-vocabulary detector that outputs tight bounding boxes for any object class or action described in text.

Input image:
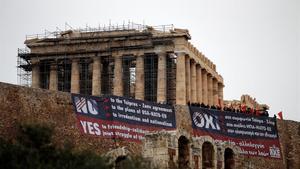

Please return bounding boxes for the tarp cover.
[71,94,176,142]
[189,106,281,159]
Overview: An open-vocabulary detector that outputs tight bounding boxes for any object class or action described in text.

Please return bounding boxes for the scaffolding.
[57,57,72,92]
[17,48,32,87]
[166,53,177,105]
[144,53,158,102]
[79,57,92,95]
[122,55,136,98]
[17,23,177,103]
[25,22,174,40]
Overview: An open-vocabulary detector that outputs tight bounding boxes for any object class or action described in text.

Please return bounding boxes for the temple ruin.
[18,23,224,106]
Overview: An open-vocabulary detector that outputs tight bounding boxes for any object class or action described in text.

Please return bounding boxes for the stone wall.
[0,82,299,169]
[277,120,300,169]
[0,82,140,155]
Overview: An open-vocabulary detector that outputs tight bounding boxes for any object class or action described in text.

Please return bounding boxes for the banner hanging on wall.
[190,107,281,159]
[71,94,176,142]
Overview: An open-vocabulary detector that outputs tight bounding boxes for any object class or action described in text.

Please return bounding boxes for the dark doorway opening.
[178,136,190,169]
[224,148,235,169]
[202,142,214,169]
[115,156,127,169]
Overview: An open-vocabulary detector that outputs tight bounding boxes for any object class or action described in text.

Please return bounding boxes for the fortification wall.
[0,82,140,155]
[0,82,299,169]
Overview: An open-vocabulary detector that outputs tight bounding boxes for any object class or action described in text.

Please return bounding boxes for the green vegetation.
[0,124,154,169]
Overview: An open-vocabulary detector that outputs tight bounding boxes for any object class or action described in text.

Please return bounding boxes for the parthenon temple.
[18,23,224,106]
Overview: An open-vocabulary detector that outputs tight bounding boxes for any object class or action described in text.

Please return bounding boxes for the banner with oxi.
[190,107,281,159]
[71,94,176,142]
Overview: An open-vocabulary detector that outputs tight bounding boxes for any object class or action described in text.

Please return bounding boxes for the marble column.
[49,63,58,91]
[157,52,167,103]
[213,78,219,106]
[218,83,224,108]
[196,64,202,104]
[201,69,208,105]
[190,60,197,103]
[185,56,191,103]
[207,74,213,106]
[176,52,186,105]
[113,54,123,96]
[135,54,144,100]
[92,57,101,96]
[71,59,80,93]
[31,59,40,88]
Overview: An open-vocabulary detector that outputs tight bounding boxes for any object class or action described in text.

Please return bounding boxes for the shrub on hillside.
[0,123,159,169]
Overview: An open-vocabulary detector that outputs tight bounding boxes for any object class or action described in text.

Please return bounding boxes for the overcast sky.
[0,0,299,121]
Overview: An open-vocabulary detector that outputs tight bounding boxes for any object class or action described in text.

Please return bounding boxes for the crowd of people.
[187,102,269,117]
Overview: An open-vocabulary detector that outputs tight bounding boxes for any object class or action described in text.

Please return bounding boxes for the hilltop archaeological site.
[0,23,298,169]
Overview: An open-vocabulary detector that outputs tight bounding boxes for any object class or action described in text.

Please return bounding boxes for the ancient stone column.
[49,63,58,91]
[213,78,219,106]
[176,52,186,105]
[157,52,167,103]
[71,59,80,93]
[196,64,202,104]
[218,83,224,108]
[201,69,208,105]
[190,60,197,103]
[92,57,101,96]
[207,74,213,106]
[113,54,123,96]
[185,56,191,103]
[31,59,40,88]
[135,54,144,100]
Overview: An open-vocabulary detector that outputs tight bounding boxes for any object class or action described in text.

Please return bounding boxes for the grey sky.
[0,0,299,121]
